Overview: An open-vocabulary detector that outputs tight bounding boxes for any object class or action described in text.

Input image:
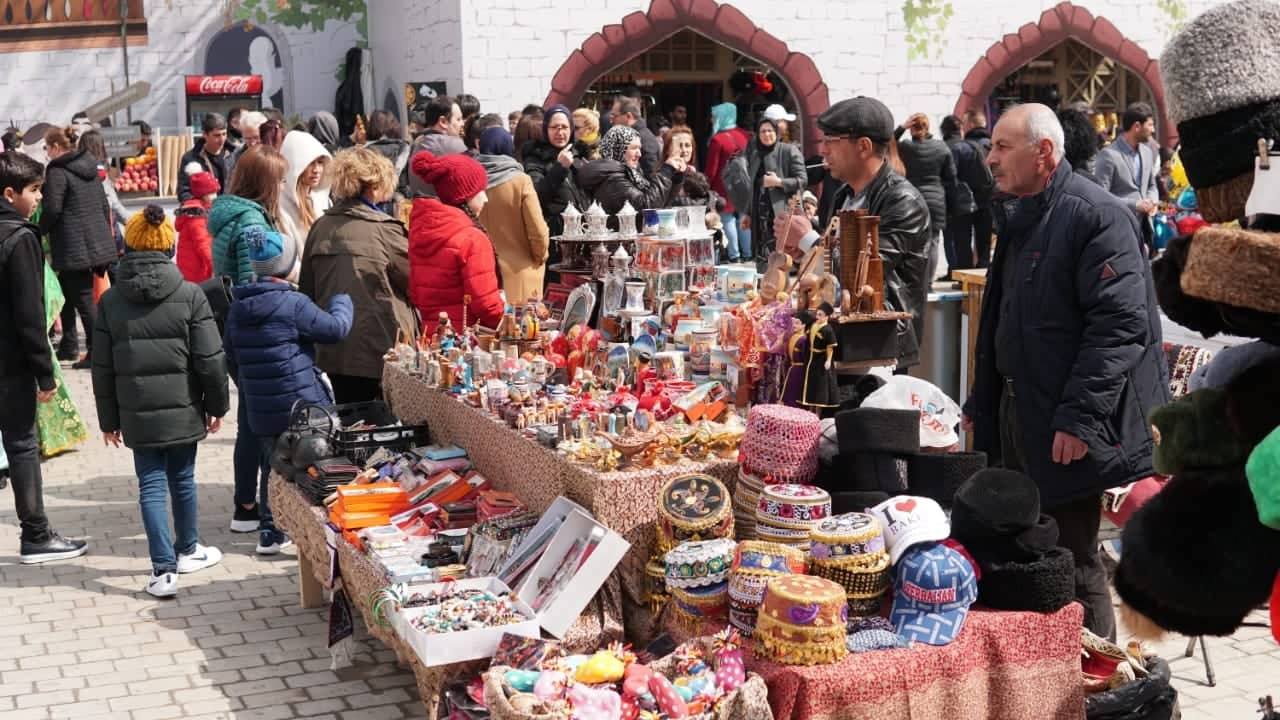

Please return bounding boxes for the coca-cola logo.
[185,75,263,97]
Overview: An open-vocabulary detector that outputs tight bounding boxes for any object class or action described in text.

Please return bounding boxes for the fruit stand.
[102,125,193,201]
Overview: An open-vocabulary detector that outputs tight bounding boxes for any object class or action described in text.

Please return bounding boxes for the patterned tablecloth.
[744,604,1086,720]
[382,362,739,639]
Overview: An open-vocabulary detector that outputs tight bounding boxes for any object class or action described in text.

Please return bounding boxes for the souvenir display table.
[270,471,625,719]
[383,361,738,637]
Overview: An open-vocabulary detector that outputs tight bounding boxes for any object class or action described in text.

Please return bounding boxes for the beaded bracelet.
[406,588,525,634]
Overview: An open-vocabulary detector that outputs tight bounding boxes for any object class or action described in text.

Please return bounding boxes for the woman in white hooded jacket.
[278,130,332,279]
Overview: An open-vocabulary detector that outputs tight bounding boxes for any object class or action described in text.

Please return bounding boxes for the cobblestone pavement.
[1,366,1277,720]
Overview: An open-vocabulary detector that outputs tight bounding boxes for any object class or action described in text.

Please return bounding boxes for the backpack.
[721,152,752,214]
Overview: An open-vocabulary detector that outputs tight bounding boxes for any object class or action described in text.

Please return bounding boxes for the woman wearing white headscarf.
[279,130,332,279]
[576,125,684,224]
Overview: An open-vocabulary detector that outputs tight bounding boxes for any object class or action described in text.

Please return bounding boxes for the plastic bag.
[861,376,961,449]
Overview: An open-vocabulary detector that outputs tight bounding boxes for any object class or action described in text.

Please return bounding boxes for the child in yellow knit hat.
[123,204,176,254]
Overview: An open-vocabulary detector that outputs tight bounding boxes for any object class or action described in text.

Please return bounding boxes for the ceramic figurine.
[521,300,540,340]
[435,312,456,351]
[800,302,840,414]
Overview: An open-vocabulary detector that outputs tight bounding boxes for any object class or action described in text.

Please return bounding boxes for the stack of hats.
[733,466,765,540]
[808,512,892,617]
[833,407,919,497]
[727,541,806,637]
[754,575,849,665]
[888,542,979,646]
[754,483,832,550]
[739,405,823,483]
[650,474,735,616]
[949,469,1075,613]
[663,538,735,632]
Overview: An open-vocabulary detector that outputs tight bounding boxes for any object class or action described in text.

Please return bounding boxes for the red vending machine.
[184,75,263,129]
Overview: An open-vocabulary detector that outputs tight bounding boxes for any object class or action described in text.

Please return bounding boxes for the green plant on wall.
[903,0,954,61]
[226,0,368,46]
[1156,0,1188,36]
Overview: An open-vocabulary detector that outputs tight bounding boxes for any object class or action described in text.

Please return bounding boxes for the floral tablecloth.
[383,363,738,639]
[744,604,1086,720]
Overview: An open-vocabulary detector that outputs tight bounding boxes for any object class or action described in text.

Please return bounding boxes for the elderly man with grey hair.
[961,103,1170,641]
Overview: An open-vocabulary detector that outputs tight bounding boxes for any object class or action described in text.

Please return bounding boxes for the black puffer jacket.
[831,163,932,368]
[576,159,679,219]
[92,252,230,449]
[895,130,959,234]
[963,162,1169,508]
[176,138,231,203]
[523,139,592,237]
[38,149,116,273]
[0,205,55,405]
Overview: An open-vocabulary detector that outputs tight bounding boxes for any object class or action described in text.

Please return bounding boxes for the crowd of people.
[0,79,1175,624]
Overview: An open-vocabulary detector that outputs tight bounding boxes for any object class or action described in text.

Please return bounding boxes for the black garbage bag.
[1086,657,1179,720]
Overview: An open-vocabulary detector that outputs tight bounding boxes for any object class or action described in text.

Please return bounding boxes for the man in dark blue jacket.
[962,104,1169,640]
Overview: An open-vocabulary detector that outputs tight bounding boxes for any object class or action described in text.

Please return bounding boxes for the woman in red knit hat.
[408,151,505,333]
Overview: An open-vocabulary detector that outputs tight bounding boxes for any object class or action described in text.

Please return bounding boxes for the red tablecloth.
[745,604,1086,720]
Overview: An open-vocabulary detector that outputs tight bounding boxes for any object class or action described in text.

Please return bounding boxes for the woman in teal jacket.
[208,145,287,286]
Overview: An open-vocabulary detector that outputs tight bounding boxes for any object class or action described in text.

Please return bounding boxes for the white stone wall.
[0,0,357,131]
[366,0,465,125]
[451,0,1231,123]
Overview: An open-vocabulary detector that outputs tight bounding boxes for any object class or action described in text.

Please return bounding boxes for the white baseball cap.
[868,495,950,565]
[763,104,797,123]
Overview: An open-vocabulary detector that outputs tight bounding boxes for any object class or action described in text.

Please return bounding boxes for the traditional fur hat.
[1148,389,1250,475]
[904,451,988,508]
[1115,465,1280,637]
[1153,233,1280,344]
[976,547,1076,613]
[950,469,1061,565]
[1161,0,1280,222]
[1182,226,1280,314]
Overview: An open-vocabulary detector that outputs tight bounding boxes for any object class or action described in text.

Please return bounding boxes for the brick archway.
[953,1,1174,146]
[544,0,830,158]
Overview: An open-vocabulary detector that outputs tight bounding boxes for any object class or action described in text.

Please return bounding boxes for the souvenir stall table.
[382,361,738,639]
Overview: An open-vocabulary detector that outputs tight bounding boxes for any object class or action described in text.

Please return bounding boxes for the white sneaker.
[176,544,223,574]
[146,572,178,598]
[256,529,293,556]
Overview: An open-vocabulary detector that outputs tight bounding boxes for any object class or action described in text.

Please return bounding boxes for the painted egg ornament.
[714,647,746,691]
[534,669,568,702]
[575,650,627,684]
[505,669,540,693]
[620,695,640,720]
[568,683,623,720]
[673,683,695,702]
[622,663,653,698]
[648,673,689,718]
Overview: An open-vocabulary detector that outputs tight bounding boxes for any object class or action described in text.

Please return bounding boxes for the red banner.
[185,75,263,97]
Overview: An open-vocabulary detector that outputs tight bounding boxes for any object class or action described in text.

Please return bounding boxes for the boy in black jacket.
[0,151,88,563]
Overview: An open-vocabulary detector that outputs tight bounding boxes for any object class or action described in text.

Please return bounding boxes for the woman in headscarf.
[577,125,684,226]
[743,117,806,262]
[705,102,753,262]
[476,126,549,305]
[521,104,592,239]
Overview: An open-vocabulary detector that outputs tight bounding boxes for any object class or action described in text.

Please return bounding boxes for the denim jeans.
[234,394,270,515]
[257,436,279,531]
[721,212,752,261]
[133,443,199,573]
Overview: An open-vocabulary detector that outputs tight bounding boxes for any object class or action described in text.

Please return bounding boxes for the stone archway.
[544,0,830,158]
[953,1,1174,146]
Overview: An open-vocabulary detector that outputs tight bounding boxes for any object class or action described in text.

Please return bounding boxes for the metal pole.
[120,0,132,123]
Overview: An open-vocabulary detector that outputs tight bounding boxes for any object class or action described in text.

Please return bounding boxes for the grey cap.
[1160,0,1280,126]
[817,97,895,144]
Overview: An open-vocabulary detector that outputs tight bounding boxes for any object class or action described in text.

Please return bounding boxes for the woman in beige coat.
[474,127,549,305]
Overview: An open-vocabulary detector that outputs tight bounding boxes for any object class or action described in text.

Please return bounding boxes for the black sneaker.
[230,505,260,533]
[20,534,88,564]
[56,347,79,362]
[71,355,92,370]
[256,528,292,556]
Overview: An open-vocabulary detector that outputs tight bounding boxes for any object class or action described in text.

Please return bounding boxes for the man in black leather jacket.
[777,96,932,370]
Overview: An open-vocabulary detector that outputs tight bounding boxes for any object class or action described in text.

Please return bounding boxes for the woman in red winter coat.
[408,151,505,333]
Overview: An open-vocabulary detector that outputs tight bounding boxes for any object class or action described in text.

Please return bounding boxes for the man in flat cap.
[775,96,932,371]
[962,103,1168,639]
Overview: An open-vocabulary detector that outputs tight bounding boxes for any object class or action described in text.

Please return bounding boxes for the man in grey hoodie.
[408,95,467,198]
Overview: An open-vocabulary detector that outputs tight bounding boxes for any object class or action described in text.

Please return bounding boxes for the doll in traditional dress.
[801,303,840,415]
[753,291,797,405]
[780,309,813,408]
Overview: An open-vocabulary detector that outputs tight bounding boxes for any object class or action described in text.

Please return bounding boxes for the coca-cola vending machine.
[185,75,263,129]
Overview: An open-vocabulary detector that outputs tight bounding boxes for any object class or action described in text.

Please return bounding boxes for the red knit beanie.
[188,171,220,199]
[411,150,486,206]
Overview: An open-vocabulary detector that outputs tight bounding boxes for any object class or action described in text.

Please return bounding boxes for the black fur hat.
[835,407,920,455]
[1115,465,1280,637]
[905,451,988,508]
[951,469,1060,564]
[977,547,1077,613]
